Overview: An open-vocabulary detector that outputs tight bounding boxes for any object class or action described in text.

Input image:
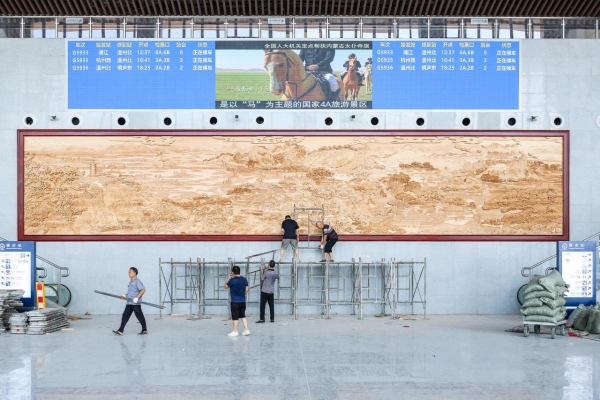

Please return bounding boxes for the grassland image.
[23,134,564,238]
[216,49,373,102]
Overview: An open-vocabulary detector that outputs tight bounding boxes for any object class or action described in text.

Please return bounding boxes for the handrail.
[0,236,70,278]
[36,267,47,279]
[521,231,600,278]
[245,248,279,261]
[36,255,70,277]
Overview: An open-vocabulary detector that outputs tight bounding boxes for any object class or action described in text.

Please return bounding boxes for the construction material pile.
[0,289,25,331]
[26,301,69,335]
[9,313,28,334]
[566,303,600,334]
[521,270,568,323]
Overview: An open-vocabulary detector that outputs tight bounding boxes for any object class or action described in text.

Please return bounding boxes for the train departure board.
[67,39,519,110]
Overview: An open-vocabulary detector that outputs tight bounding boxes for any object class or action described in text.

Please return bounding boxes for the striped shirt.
[261,269,279,294]
[322,224,338,240]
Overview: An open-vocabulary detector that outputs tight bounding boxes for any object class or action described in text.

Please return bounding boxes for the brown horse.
[342,58,361,101]
[263,50,344,102]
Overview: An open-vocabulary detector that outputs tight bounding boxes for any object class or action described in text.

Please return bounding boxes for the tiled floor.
[1,313,598,399]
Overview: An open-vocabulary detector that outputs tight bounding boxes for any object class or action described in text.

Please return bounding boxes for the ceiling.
[1,0,599,18]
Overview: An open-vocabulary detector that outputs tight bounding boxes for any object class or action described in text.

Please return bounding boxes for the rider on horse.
[341,53,363,86]
[299,48,340,100]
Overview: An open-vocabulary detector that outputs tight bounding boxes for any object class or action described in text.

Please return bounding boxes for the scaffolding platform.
[159,257,426,320]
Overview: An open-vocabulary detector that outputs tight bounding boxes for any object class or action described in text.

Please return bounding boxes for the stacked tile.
[520,270,568,324]
[0,290,25,330]
[9,313,28,334]
[26,299,69,334]
[26,307,69,334]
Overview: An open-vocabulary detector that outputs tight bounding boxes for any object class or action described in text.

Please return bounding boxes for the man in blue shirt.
[113,267,147,336]
[224,265,250,337]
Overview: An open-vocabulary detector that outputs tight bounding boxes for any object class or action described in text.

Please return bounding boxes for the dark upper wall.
[1,0,599,17]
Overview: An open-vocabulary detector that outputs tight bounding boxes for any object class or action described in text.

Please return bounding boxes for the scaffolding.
[159,257,426,320]
[293,204,324,249]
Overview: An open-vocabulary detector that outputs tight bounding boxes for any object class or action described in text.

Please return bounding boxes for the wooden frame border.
[18,129,569,242]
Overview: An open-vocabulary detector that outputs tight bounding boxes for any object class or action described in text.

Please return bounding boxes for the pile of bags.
[521,270,568,323]
[567,304,600,334]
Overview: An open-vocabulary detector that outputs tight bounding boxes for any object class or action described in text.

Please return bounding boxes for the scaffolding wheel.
[523,324,530,337]
[534,325,540,334]
[551,327,556,339]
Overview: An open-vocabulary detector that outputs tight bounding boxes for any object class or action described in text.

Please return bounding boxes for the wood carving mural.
[19,132,567,241]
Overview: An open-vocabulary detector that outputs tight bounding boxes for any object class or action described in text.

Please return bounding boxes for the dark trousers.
[119,305,147,332]
[260,292,275,321]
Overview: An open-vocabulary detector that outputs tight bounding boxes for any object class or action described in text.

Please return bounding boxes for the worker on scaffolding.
[112,267,148,336]
[280,215,300,262]
[257,259,279,323]
[316,221,338,263]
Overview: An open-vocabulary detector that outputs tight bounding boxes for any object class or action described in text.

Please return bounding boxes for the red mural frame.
[17,129,569,242]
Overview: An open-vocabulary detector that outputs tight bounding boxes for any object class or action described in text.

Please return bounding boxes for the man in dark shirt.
[299,48,339,94]
[316,221,338,263]
[280,215,300,262]
[224,265,250,337]
[257,260,280,323]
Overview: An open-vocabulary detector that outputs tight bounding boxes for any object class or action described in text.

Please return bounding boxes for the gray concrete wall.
[1,39,599,315]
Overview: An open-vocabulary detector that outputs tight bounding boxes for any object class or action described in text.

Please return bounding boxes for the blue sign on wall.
[68,40,216,109]
[372,40,519,110]
[0,241,36,309]
[557,241,597,309]
[67,39,519,110]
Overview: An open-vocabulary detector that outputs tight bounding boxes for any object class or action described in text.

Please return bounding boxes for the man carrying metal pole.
[113,267,148,336]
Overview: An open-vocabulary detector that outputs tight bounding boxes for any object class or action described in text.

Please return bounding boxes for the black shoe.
[270,320,275,323]
[319,260,326,263]
[113,330,123,336]
[256,320,265,323]
[138,331,148,335]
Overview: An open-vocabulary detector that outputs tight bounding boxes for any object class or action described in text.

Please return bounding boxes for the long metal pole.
[391,258,396,320]
[359,258,363,320]
[424,258,427,320]
[325,260,330,319]
[159,258,162,319]
[170,258,174,315]
[94,290,165,309]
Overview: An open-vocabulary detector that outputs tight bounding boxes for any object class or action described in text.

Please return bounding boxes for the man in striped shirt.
[257,260,279,323]
[316,222,338,263]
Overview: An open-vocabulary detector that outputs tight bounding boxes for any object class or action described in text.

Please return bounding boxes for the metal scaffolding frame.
[159,257,426,320]
[293,204,324,249]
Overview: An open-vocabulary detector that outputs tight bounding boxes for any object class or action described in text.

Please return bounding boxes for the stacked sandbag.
[520,271,568,324]
[566,303,600,334]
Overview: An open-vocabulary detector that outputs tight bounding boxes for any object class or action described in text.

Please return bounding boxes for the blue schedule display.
[557,241,597,310]
[372,40,519,110]
[67,39,519,110]
[0,241,36,310]
[68,40,215,109]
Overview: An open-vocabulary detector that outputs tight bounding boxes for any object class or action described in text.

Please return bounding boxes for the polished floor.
[1,313,599,399]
